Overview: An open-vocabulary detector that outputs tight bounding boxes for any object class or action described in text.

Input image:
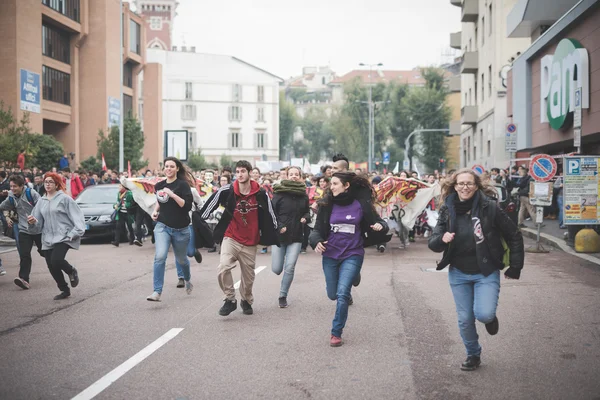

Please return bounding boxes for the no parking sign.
[530,154,557,182]
[472,165,485,175]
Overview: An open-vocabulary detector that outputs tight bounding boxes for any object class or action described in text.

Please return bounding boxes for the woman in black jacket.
[271,166,310,308]
[428,169,524,371]
[309,172,389,347]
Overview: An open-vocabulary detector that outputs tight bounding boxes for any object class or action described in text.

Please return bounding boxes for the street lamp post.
[359,62,382,172]
[404,129,450,173]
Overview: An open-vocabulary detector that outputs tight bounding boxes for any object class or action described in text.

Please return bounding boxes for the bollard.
[574,228,600,253]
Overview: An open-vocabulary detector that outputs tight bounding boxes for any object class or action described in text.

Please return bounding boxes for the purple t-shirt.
[323,199,365,259]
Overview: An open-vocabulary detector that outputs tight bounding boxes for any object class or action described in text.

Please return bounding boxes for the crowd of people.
[1,154,529,371]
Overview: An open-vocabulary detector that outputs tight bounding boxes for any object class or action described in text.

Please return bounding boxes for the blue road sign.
[530,154,557,182]
[507,123,516,133]
[383,152,390,165]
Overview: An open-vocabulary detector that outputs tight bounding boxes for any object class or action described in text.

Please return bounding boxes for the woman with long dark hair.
[271,166,310,308]
[27,172,85,300]
[310,172,389,347]
[428,168,524,371]
[146,157,195,301]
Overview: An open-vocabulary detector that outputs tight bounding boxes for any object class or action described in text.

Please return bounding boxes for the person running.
[175,184,203,289]
[111,183,135,247]
[309,172,389,347]
[27,172,84,300]
[0,175,44,289]
[199,160,279,316]
[271,166,310,308]
[146,157,195,301]
[428,168,524,371]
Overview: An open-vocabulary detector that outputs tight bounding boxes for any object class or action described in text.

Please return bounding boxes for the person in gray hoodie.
[0,175,46,289]
[27,172,85,300]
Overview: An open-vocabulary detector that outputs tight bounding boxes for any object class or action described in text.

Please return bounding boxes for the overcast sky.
[170,0,462,79]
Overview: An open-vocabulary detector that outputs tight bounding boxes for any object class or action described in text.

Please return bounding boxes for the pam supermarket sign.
[540,38,589,130]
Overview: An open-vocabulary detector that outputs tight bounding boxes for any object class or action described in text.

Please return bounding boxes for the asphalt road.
[0,236,599,400]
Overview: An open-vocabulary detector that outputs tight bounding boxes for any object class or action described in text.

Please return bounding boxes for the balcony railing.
[461,51,478,74]
[461,106,478,125]
[449,76,461,92]
[461,0,478,23]
[450,32,461,49]
[42,0,80,22]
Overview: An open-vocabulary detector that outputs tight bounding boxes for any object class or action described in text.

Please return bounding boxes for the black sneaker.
[54,291,71,300]
[460,355,481,371]
[111,241,119,247]
[207,247,217,253]
[194,249,202,264]
[177,278,185,288]
[219,299,237,316]
[69,267,79,288]
[352,272,361,287]
[348,295,354,306]
[485,316,499,335]
[240,300,253,315]
[133,239,143,247]
[278,297,288,308]
[377,244,385,253]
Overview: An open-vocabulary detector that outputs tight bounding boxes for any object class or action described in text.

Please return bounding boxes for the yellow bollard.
[574,228,600,253]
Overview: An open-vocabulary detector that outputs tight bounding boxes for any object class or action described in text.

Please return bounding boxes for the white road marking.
[71,328,184,400]
[234,265,266,289]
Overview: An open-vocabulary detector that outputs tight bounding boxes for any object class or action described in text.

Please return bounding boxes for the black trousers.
[135,208,154,241]
[114,213,134,243]
[302,225,311,250]
[44,242,74,293]
[17,232,44,282]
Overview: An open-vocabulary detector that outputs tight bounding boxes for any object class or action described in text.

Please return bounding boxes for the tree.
[219,154,233,169]
[80,156,102,172]
[300,106,334,163]
[279,91,297,160]
[187,149,207,171]
[28,133,64,171]
[96,116,148,171]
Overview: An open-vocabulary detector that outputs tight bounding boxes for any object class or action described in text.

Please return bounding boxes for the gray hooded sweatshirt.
[0,189,42,235]
[31,190,86,250]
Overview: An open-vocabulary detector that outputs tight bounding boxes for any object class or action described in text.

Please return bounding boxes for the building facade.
[284,66,336,118]
[0,0,159,167]
[133,0,178,50]
[144,48,283,164]
[449,0,530,170]
[508,0,599,159]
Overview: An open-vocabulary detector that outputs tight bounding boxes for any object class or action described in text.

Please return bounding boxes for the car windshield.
[76,187,118,204]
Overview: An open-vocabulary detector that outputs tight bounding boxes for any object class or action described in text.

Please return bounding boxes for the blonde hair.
[440,168,497,201]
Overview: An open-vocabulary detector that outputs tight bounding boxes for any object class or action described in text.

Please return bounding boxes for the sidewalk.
[520,218,600,266]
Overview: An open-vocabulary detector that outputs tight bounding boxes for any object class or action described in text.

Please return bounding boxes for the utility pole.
[359,62,382,172]
[119,0,124,173]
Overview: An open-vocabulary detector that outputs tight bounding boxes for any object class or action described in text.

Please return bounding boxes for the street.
[1,236,599,400]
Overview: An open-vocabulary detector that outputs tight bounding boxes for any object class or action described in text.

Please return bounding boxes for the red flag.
[101,153,107,171]
[128,160,131,177]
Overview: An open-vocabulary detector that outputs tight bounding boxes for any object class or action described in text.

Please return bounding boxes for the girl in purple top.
[309,172,389,347]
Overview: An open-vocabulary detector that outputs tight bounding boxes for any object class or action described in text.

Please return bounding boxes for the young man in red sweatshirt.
[200,160,279,316]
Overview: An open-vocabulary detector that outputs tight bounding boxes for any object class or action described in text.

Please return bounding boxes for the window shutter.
[239,107,242,121]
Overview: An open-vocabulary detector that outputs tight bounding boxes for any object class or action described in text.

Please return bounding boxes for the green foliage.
[300,107,334,163]
[219,154,233,169]
[0,101,64,170]
[287,89,307,102]
[80,156,101,172]
[279,91,297,160]
[187,149,207,171]
[96,116,148,171]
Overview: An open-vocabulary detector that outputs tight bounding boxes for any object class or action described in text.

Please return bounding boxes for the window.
[463,150,467,167]
[42,0,80,22]
[488,65,492,97]
[149,17,162,30]
[474,25,478,49]
[185,82,193,100]
[181,105,197,120]
[232,84,242,102]
[123,94,133,117]
[257,107,265,122]
[467,136,471,162]
[230,131,240,148]
[229,106,242,121]
[480,129,484,156]
[489,3,493,36]
[129,20,141,55]
[474,80,478,104]
[464,93,468,106]
[42,65,70,105]
[481,73,485,101]
[42,23,70,64]
[481,17,485,46]
[257,85,264,102]
[256,132,266,149]
[487,140,491,157]
[187,130,196,149]
[123,62,133,88]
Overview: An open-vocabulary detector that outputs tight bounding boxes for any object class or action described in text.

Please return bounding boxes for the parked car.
[76,184,126,240]
[494,183,518,225]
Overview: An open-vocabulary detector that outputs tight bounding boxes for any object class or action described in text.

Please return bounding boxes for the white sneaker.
[0,267,6,276]
[185,281,193,295]
[146,292,161,302]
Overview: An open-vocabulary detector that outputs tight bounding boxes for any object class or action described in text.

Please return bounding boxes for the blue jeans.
[176,225,196,278]
[448,267,501,356]
[557,192,564,226]
[153,222,191,293]
[271,242,302,297]
[322,255,364,337]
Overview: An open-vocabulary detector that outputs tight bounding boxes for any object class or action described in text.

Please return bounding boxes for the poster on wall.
[108,96,121,128]
[164,130,189,161]
[563,156,600,225]
[20,69,40,113]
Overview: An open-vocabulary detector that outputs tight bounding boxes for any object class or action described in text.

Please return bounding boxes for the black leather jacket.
[428,194,524,279]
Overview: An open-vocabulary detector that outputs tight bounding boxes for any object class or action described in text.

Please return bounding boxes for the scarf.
[273,180,307,196]
[332,191,355,206]
[453,195,474,215]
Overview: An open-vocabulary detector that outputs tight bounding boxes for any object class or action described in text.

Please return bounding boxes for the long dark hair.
[164,157,196,187]
[320,172,374,206]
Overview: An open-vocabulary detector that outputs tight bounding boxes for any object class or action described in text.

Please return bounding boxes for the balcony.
[450,0,461,6]
[450,120,462,136]
[460,51,478,74]
[449,75,461,92]
[450,31,461,49]
[461,0,479,22]
[461,105,478,125]
[42,0,80,22]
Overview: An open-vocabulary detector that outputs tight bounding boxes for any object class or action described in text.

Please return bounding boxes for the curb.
[521,228,600,266]
[0,247,17,255]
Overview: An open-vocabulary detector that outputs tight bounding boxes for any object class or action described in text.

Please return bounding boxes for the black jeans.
[135,208,154,241]
[17,232,44,282]
[302,224,311,250]
[44,242,74,293]
[114,213,134,243]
